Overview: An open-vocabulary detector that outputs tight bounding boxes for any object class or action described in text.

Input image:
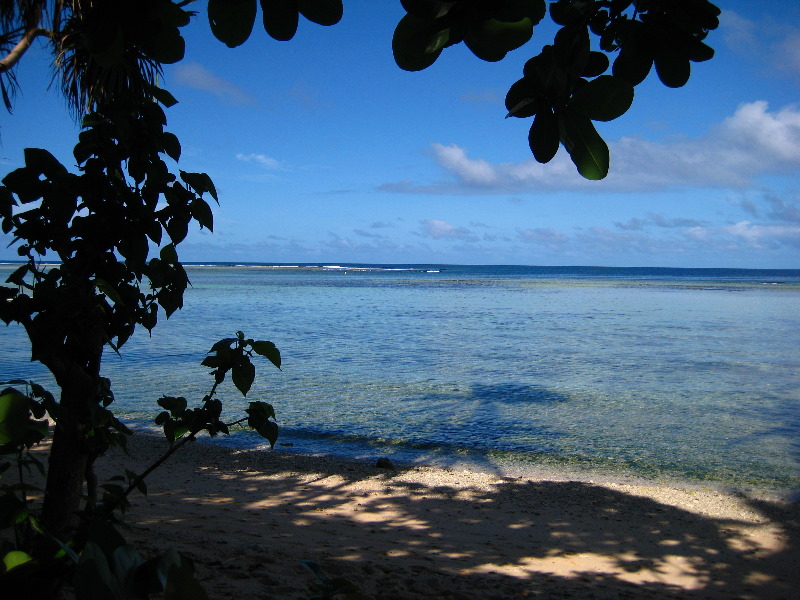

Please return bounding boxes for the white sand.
[96,434,798,599]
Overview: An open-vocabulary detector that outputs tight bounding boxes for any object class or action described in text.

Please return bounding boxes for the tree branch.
[0,27,53,74]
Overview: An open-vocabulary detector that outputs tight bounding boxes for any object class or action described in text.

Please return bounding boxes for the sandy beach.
[96,434,798,600]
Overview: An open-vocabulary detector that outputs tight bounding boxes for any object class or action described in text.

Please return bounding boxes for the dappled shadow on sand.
[111,438,799,600]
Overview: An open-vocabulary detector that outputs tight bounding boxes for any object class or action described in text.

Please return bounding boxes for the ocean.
[3,263,800,493]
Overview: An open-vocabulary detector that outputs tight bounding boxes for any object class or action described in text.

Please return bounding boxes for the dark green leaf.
[465,18,533,62]
[613,44,653,85]
[0,388,29,448]
[95,278,124,305]
[298,0,343,26]
[158,396,187,417]
[162,132,181,162]
[496,0,546,24]
[190,198,214,231]
[528,108,560,163]
[654,52,691,88]
[400,0,455,19]
[209,0,257,47]
[160,243,179,263]
[568,75,634,121]
[561,112,609,180]
[261,0,299,42]
[24,148,67,179]
[180,171,218,203]
[582,51,609,78]
[2,166,44,204]
[251,419,278,448]
[550,0,591,26]
[165,215,189,245]
[164,556,208,600]
[147,28,186,64]
[247,402,279,447]
[146,85,179,108]
[392,13,446,72]
[73,542,116,600]
[251,340,281,369]
[231,361,256,396]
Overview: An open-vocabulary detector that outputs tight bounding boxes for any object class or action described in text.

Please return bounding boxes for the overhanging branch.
[0,27,53,74]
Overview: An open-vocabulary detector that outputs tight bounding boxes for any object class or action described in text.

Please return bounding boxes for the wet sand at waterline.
[94,434,799,599]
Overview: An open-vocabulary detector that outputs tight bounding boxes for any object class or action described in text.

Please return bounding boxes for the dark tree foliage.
[391,0,720,179]
[0,1,719,597]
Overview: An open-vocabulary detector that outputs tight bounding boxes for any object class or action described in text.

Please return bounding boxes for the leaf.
[528,108,560,163]
[251,340,282,369]
[613,43,652,86]
[582,51,609,77]
[158,396,187,417]
[180,171,218,203]
[298,0,343,26]
[164,558,208,600]
[209,0,257,47]
[2,550,33,572]
[464,18,533,62]
[654,51,691,88]
[161,132,182,162]
[392,13,446,72]
[147,26,186,64]
[73,542,117,600]
[24,148,67,179]
[95,278,124,305]
[249,416,278,448]
[0,388,30,448]
[568,75,634,121]
[190,198,214,231]
[165,215,189,245]
[146,85,179,108]
[231,361,256,396]
[496,0,546,24]
[261,0,300,42]
[561,112,609,180]
[2,165,44,204]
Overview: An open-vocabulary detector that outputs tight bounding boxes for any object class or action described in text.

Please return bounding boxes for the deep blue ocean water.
[3,263,800,493]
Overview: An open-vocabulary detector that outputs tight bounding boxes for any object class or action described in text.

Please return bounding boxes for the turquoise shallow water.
[3,264,800,492]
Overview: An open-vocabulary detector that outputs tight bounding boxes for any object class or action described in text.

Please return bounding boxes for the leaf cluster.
[1,328,282,595]
[208,0,343,47]
[0,91,217,364]
[55,0,194,114]
[393,0,546,71]
[156,331,282,447]
[393,0,720,179]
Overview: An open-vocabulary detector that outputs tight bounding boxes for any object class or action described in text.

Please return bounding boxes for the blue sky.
[2,1,799,268]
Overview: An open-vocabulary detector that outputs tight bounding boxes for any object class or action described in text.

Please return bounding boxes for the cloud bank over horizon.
[380,102,800,195]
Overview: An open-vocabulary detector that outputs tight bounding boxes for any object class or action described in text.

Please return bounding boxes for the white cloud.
[419,219,477,241]
[779,33,800,75]
[431,144,499,186]
[720,11,800,78]
[723,221,800,249]
[236,153,282,170]
[518,228,570,249]
[719,11,759,55]
[385,102,800,194]
[171,62,255,105]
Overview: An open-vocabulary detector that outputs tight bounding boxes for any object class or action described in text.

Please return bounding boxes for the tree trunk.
[39,307,105,542]
[40,419,89,540]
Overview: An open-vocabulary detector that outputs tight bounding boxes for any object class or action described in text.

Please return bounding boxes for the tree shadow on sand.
[109,436,799,600]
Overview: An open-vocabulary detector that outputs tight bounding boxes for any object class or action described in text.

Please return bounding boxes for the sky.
[1,1,799,268]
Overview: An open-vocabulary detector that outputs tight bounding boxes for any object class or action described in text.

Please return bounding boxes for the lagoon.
[3,263,800,493]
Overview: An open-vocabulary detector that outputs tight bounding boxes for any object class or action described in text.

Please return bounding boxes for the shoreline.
[132,426,800,502]
[98,433,798,599]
